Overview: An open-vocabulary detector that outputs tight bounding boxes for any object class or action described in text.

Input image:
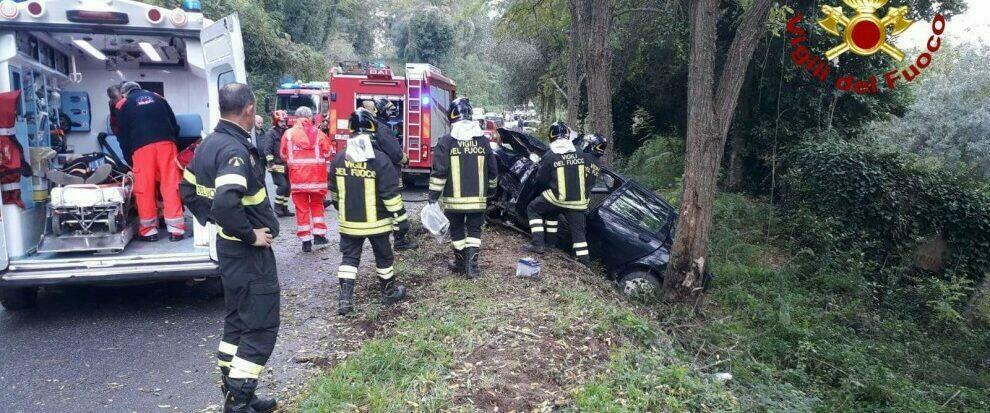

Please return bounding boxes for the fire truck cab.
[327,62,456,182]
[270,80,330,126]
[0,0,247,310]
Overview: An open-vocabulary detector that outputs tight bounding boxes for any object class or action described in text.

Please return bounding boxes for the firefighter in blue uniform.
[371,98,418,251]
[429,97,498,278]
[179,83,279,413]
[523,121,601,265]
[328,109,409,315]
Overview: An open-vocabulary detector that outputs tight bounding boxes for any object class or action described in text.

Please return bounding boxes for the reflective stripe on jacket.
[328,149,405,236]
[280,121,332,193]
[428,134,498,212]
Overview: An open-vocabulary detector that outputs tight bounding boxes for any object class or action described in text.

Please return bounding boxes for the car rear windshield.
[608,186,671,233]
[277,94,319,112]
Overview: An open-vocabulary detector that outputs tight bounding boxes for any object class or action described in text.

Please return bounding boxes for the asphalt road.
[0,188,428,413]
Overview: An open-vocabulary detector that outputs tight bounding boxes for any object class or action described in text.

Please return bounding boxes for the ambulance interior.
[2,30,209,261]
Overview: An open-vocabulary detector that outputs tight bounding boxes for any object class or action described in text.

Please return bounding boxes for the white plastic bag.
[419,202,449,241]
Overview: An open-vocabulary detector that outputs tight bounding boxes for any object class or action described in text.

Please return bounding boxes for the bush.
[620,134,686,191]
[780,140,990,323]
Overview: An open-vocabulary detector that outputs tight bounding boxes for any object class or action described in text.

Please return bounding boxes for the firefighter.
[429,97,498,279]
[522,121,600,264]
[0,90,30,208]
[328,109,408,315]
[371,99,418,251]
[179,83,279,413]
[258,110,292,217]
[280,106,333,252]
[116,81,185,242]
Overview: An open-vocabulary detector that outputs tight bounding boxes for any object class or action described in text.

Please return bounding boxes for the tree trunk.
[583,0,614,141]
[566,0,583,130]
[663,0,774,304]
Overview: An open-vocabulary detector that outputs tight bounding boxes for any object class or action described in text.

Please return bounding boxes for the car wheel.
[0,287,39,311]
[619,271,661,301]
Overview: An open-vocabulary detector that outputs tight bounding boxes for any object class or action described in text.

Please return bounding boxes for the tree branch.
[714,0,775,138]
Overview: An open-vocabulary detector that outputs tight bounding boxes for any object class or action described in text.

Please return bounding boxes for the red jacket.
[280,120,332,193]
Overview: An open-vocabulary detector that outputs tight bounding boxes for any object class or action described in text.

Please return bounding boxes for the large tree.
[662,0,774,303]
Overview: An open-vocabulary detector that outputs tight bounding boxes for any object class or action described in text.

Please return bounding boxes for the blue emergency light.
[181,0,202,12]
[421,96,430,105]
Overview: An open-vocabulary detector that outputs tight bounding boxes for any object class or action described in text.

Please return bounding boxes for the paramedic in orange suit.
[116,81,186,242]
[280,106,333,252]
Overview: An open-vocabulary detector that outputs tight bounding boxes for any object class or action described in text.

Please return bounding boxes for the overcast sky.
[895,0,990,48]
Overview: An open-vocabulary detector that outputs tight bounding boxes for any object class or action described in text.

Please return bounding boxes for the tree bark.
[663,0,774,304]
[582,0,614,141]
[566,0,583,130]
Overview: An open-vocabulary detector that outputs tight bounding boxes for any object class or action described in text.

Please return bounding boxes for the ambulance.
[326,62,456,184]
[0,0,247,310]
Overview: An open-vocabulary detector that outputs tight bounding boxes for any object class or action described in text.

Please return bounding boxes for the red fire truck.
[326,62,457,181]
[269,81,331,126]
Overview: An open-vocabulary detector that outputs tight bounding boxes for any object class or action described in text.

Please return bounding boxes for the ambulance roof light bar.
[72,38,107,61]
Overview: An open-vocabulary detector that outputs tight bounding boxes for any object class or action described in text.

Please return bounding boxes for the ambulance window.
[217,71,236,90]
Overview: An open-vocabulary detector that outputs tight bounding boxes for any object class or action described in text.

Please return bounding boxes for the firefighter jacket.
[429,132,498,212]
[279,120,332,193]
[258,125,288,173]
[180,119,279,245]
[328,143,406,237]
[373,118,405,167]
[534,139,600,210]
[117,89,180,163]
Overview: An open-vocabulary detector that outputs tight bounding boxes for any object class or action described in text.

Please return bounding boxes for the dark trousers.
[526,196,588,258]
[271,171,290,209]
[336,233,395,280]
[446,211,484,251]
[215,238,280,380]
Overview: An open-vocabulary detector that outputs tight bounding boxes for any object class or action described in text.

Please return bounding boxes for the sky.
[895,0,990,49]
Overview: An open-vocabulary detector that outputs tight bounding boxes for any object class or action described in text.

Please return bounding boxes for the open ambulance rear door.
[197,13,246,260]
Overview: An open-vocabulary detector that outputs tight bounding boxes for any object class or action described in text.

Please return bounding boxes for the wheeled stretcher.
[38,171,136,254]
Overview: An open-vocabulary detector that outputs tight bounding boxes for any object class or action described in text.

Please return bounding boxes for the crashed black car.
[487,128,678,294]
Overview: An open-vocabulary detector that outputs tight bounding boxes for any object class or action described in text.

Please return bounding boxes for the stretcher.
[37,173,136,254]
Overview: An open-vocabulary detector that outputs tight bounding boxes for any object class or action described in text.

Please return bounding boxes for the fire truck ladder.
[406,78,423,164]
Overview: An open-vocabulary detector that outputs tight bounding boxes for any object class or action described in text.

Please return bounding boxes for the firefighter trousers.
[291,191,327,241]
[527,196,588,258]
[271,170,291,210]
[132,141,185,237]
[446,212,485,251]
[215,239,280,380]
[336,234,395,281]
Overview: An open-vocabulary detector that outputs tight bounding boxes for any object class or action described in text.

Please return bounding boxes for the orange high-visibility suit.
[280,119,333,241]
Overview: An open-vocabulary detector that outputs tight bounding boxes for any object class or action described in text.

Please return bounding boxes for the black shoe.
[302,241,312,252]
[447,250,466,274]
[220,370,277,413]
[577,255,590,266]
[379,278,407,306]
[313,235,329,246]
[522,243,546,254]
[393,236,419,251]
[465,247,481,279]
[169,233,185,242]
[337,279,355,315]
[223,376,263,413]
[137,234,159,242]
[274,205,293,217]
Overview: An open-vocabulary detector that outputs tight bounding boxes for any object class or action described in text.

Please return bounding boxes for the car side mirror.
[264,96,272,114]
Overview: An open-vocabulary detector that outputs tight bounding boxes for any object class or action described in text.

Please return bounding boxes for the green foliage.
[618,118,686,191]
[394,7,456,65]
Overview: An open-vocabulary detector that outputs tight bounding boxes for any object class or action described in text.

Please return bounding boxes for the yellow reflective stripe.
[218,341,238,356]
[216,174,247,188]
[337,176,347,222]
[393,212,408,223]
[451,156,461,197]
[573,242,588,248]
[364,178,377,222]
[451,239,467,250]
[531,226,544,233]
[339,219,393,229]
[217,226,241,241]
[465,237,482,247]
[442,196,488,204]
[337,265,357,279]
[578,164,586,203]
[542,190,587,209]
[546,221,559,226]
[339,225,393,236]
[242,188,267,206]
[477,156,485,197]
[529,219,543,226]
[383,195,403,213]
[229,356,264,379]
[196,185,216,199]
[376,267,395,280]
[557,166,567,199]
[217,360,231,368]
[430,177,447,185]
[183,169,197,184]
[575,250,590,256]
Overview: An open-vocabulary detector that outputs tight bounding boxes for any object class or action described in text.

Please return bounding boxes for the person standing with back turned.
[180,83,280,413]
[280,106,333,252]
[429,97,498,279]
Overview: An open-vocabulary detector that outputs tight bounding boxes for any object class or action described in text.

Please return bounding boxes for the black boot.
[220,369,277,413]
[170,233,185,242]
[313,234,329,246]
[393,234,419,251]
[447,250,466,273]
[379,278,407,306]
[522,233,546,254]
[576,255,590,266]
[137,233,159,242]
[465,247,481,279]
[223,376,262,413]
[302,241,312,252]
[337,279,355,315]
[274,204,293,217]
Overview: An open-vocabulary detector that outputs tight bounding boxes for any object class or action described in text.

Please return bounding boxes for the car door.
[586,175,671,272]
[200,13,247,260]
